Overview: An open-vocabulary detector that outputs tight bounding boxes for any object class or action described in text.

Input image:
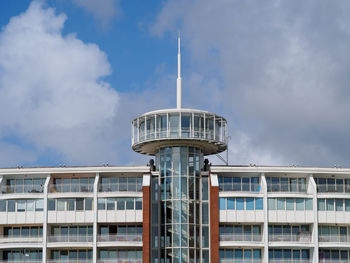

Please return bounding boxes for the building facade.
[0,39,349,263]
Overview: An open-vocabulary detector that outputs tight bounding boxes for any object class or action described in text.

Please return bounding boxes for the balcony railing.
[319,260,350,263]
[0,261,42,263]
[49,184,93,193]
[1,185,43,194]
[267,183,307,193]
[220,260,262,263]
[97,260,142,263]
[269,232,312,242]
[97,234,142,242]
[317,185,350,193]
[220,183,260,192]
[319,234,350,242]
[47,235,93,243]
[268,260,311,263]
[47,260,92,263]
[219,233,262,242]
[0,236,42,243]
[99,183,142,193]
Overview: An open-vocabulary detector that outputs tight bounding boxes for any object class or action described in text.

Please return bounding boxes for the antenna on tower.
[177,33,182,109]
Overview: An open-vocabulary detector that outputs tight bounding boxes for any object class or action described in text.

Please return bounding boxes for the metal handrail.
[219,182,260,192]
[97,234,142,242]
[319,234,350,242]
[0,235,42,242]
[267,183,307,192]
[269,233,312,242]
[49,184,93,193]
[47,235,93,243]
[219,233,262,242]
[0,185,43,194]
[97,260,142,263]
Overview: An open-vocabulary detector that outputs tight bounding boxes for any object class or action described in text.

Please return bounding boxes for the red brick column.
[210,175,219,262]
[143,181,151,263]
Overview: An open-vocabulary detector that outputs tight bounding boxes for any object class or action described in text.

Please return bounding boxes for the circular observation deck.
[131,108,227,155]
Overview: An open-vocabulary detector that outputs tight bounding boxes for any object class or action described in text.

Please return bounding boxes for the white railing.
[49,184,93,193]
[220,233,262,242]
[267,183,307,193]
[47,235,93,243]
[269,233,311,242]
[1,185,43,194]
[99,183,142,193]
[220,183,260,192]
[0,236,42,243]
[319,260,350,263]
[47,260,92,263]
[269,260,311,263]
[0,261,42,263]
[219,260,262,263]
[319,234,350,242]
[97,234,142,242]
[97,260,142,263]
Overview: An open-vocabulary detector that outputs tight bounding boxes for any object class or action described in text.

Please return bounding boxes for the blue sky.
[1,0,350,168]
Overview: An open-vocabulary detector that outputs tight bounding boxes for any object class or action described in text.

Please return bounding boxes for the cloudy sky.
[0,0,349,168]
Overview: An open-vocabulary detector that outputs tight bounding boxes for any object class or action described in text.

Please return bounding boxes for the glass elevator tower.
[131,38,227,263]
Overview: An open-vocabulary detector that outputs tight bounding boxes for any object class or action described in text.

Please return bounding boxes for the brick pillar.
[143,175,151,263]
[210,174,219,262]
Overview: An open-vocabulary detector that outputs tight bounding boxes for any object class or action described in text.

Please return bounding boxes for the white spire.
[177,34,182,109]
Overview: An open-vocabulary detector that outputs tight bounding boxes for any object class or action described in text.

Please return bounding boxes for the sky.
[0,0,350,168]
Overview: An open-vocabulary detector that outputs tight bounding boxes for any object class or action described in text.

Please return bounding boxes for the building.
[0,38,349,263]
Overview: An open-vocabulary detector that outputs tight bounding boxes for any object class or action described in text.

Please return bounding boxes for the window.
[27,200,34,211]
[318,199,325,211]
[286,199,294,210]
[0,200,6,211]
[236,198,244,210]
[255,198,263,210]
[268,198,276,210]
[219,198,226,210]
[98,198,106,210]
[67,199,75,211]
[17,200,25,212]
[227,198,235,210]
[246,198,254,210]
[135,198,142,210]
[126,198,134,210]
[277,198,285,210]
[35,199,43,211]
[305,199,313,210]
[85,198,93,210]
[107,198,115,210]
[57,199,66,211]
[76,198,84,211]
[296,199,304,211]
[48,199,56,211]
[336,199,343,211]
[327,199,335,211]
[117,198,125,210]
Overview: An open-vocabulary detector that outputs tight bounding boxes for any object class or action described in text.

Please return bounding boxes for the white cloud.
[72,0,121,29]
[151,0,350,167]
[0,1,120,165]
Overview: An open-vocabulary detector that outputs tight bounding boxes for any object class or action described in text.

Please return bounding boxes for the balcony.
[220,182,260,192]
[220,233,262,242]
[98,234,142,242]
[47,260,92,263]
[0,261,42,263]
[97,260,142,263]
[269,260,311,263]
[1,185,43,194]
[267,182,307,193]
[47,235,93,243]
[319,234,350,243]
[220,260,262,263]
[0,235,42,243]
[269,232,312,242]
[49,184,93,193]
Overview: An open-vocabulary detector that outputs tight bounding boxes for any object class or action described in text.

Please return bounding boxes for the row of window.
[219,249,262,261]
[319,225,350,236]
[100,225,142,235]
[266,177,306,192]
[4,250,42,261]
[317,198,350,211]
[319,249,350,260]
[268,249,310,261]
[48,198,93,211]
[51,249,92,260]
[99,249,142,259]
[4,178,46,193]
[0,199,43,212]
[4,226,43,237]
[315,177,350,193]
[51,177,95,192]
[268,198,313,211]
[100,177,143,192]
[51,225,93,236]
[218,176,260,192]
[219,197,263,210]
[97,197,142,210]
[219,225,261,235]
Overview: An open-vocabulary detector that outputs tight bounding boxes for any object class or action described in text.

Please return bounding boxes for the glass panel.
[67,199,75,211]
[277,198,285,210]
[305,199,313,210]
[219,198,226,210]
[227,198,235,210]
[35,199,44,211]
[236,198,244,210]
[85,198,93,210]
[286,198,294,210]
[0,200,6,211]
[76,198,84,210]
[255,198,263,210]
[48,199,56,211]
[27,199,34,211]
[246,198,254,210]
[107,198,115,210]
[17,200,26,212]
[57,199,66,211]
[296,199,304,210]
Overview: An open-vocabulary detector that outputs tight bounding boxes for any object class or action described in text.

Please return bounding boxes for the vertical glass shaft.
[151,147,209,263]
